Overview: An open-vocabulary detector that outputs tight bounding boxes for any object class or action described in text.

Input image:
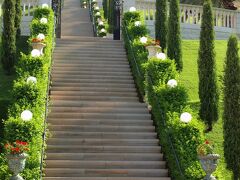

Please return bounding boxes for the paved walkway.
[61,0,93,37]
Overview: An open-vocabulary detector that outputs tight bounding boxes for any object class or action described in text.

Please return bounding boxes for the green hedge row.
[0,7,54,179]
[122,10,205,180]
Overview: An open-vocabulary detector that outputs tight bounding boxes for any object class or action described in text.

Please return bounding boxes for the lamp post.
[113,0,122,40]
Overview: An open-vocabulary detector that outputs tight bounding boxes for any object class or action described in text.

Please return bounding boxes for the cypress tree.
[1,0,16,75]
[155,0,167,51]
[102,0,108,19]
[15,0,22,39]
[198,0,218,131]
[223,35,240,180]
[167,0,182,71]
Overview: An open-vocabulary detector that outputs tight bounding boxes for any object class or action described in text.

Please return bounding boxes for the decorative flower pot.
[198,154,220,180]
[145,45,161,59]
[31,42,46,55]
[7,153,28,180]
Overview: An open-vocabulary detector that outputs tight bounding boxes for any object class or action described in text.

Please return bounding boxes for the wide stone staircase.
[43,0,170,179]
[43,36,171,180]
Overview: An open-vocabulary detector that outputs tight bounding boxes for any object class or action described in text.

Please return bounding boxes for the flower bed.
[122,9,206,180]
[0,6,54,179]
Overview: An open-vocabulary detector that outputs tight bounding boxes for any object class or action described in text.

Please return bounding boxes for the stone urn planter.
[7,153,28,180]
[145,45,162,59]
[31,42,46,55]
[198,154,220,180]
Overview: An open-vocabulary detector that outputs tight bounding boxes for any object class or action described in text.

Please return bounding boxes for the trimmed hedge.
[122,10,205,180]
[0,7,54,179]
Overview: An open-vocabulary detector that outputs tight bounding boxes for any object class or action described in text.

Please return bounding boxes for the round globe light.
[99,21,104,26]
[40,17,48,24]
[129,7,136,12]
[101,28,106,33]
[37,33,45,40]
[95,12,100,16]
[140,36,148,44]
[21,110,33,121]
[134,21,141,26]
[95,6,99,10]
[180,112,192,123]
[42,3,49,8]
[27,76,37,84]
[167,79,178,88]
[156,53,166,60]
[31,49,41,57]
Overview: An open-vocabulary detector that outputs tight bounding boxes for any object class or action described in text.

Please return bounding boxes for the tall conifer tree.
[198,0,219,130]
[223,35,240,180]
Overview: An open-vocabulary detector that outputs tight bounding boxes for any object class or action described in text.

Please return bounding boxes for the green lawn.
[181,40,233,179]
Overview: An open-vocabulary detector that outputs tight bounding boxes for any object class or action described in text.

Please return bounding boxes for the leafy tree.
[15,0,22,39]
[1,0,16,75]
[167,0,182,71]
[198,0,219,131]
[155,0,167,51]
[223,35,240,180]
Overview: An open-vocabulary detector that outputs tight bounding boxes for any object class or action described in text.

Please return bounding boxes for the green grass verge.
[182,40,233,179]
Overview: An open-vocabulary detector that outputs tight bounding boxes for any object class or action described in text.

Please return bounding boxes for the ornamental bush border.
[122,10,206,179]
[1,7,54,179]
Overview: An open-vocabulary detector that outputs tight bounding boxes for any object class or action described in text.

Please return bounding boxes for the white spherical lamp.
[31,49,41,57]
[156,53,166,60]
[42,3,49,8]
[140,36,148,44]
[27,76,37,84]
[40,17,48,24]
[180,112,192,123]
[21,110,33,121]
[134,21,141,26]
[95,6,99,10]
[129,7,136,12]
[37,33,45,40]
[167,79,178,88]
[101,28,106,33]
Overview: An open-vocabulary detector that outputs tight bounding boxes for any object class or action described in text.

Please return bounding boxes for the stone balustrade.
[123,0,240,39]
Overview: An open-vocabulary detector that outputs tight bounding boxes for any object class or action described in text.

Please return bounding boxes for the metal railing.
[122,20,185,179]
[89,0,97,36]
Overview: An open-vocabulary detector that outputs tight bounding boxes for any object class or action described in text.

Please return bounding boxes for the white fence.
[123,0,240,39]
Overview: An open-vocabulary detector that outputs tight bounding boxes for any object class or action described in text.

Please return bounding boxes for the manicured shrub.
[2,6,54,179]
[128,25,148,40]
[1,0,16,75]
[167,0,182,71]
[223,35,240,180]
[155,0,167,51]
[15,0,22,39]
[123,11,142,25]
[198,0,219,131]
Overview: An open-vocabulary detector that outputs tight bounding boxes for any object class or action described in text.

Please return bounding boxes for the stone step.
[52,66,131,72]
[45,160,166,169]
[54,47,126,53]
[50,91,137,97]
[54,59,129,65]
[53,63,130,68]
[49,106,148,114]
[44,177,171,180]
[53,53,127,59]
[46,145,161,153]
[58,36,124,42]
[51,71,132,77]
[46,153,163,161]
[51,74,133,80]
[47,138,158,146]
[51,78,134,84]
[50,95,139,102]
[50,132,157,139]
[54,56,128,62]
[50,100,147,108]
[48,119,153,126]
[48,112,151,120]
[44,168,168,177]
